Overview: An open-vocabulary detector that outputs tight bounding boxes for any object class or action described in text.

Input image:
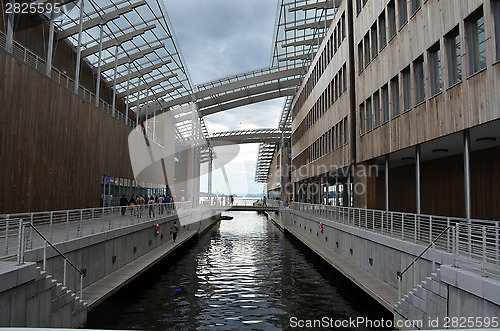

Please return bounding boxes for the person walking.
[158,195,164,214]
[138,194,144,218]
[170,221,179,242]
[129,195,136,216]
[120,194,128,215]
[148,196,156,218]
[263,195,267,206]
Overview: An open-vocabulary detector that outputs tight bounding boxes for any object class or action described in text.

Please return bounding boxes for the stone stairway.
[31,267,87,328]
[394,268,448,330]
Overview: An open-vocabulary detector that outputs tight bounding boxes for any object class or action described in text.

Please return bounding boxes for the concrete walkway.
[285,226,398,311]
[83,230,198,311]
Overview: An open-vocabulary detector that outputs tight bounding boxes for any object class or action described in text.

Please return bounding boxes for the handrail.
[17,221,85,300]
[27,223,83,276]
[397,226,451,300]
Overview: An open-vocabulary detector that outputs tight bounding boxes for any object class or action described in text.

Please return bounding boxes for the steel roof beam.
[57,1,147,40]
[117,73,177,99]
[100,44,166,71]
[115,60,170,84]
[80,24,155,57]
[284,19,332,31]
[281,37,321,48]
[288,0,334,12]
[135,85,182,108]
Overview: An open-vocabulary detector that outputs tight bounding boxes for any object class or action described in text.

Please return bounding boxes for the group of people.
[119,194,173,218]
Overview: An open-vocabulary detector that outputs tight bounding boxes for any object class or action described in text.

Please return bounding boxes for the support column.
[347,167,351,207]
[464,130,471,219]
[45,0,56,77]
[95,22,104,107]
[385,156,389,211]
[74,0,84,93]
[124,60,132,125]
[208,146,213,204]
[416,145,421,215]
[111,43,119,117]
[5,0,15,54]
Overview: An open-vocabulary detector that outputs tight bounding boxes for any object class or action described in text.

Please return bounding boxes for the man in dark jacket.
[120,194,128,215]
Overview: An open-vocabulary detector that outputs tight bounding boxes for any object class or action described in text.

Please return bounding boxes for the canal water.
[88,211,391,330]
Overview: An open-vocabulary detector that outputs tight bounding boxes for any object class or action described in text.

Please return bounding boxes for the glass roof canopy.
[54,0,192,106]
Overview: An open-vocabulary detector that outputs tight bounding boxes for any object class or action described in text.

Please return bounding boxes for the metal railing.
[16,221,85,300]
[0,31,134,128]
[290,202,500,278]
[397,226,451,300]
[0,202,191,259]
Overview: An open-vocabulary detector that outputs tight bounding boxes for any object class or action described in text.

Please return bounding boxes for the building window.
[360,103,366,135]
[398,0,408,28]
[411,0,421,16]
[371,23,378,59]
[343,63,347,91]
[366,97,373,131]
[382,84,390,123]
[494,0,500,61]
[358,42,364,73]
[466,7,487,74]
[402,66,412,111]
[391,75,400,118]
[414,55,425,104]
[374,92,381,128]
[357,0,362,14]
[446,26,462,86]
[364,33,371,67]
[342,13,346,40]
[379,11,387,49]
[428,42,442,96]
[388,0,397,39]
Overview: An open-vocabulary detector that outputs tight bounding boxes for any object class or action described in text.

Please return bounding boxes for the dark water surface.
[88,211,391,330]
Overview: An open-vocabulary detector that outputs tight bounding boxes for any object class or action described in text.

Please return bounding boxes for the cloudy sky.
[164,0,283,196]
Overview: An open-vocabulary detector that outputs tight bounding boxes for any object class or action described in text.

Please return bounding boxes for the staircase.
[394,269,448,330]
[31,267,87,328]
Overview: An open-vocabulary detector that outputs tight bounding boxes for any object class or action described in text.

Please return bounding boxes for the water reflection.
[88,212,390,330]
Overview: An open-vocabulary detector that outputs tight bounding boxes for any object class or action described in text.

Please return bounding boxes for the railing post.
[496,222,499,266]
[429,216,433,244]
[381,211,384,234]
[78,209,83,237]
[413,262,417,288]
[43,240,47,272]
[372,211,375,231]
[482,226,487,277]
[432,242,436,272]
[468,220,472,258]
[50,211,54,242]
[17,221,25,265]
[91,209,95,234]
[391,212,394,237]
[447,217,450,253]
[63,259,67,287]
[66,210,69,241]
[414,214,417,243]
[4,218,9,256]
[28,213,34,249]
[397,273,401,300]
[401,213,405,240]
[80,273,84,300]
[454,223,460,268]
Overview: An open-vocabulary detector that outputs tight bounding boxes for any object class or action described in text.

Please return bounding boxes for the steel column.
[416,145,421,215]
[111,43,119,117]
[5,0,15,54]
[45,0,56,77]
[74,0,85,93]
[95,22,104,106]
[464,130,471,219]
[385,155,389,211]
[124,60,132,125]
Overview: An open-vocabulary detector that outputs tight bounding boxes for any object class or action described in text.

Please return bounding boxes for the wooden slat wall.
[372,146,500,220]
[0,51,134,213]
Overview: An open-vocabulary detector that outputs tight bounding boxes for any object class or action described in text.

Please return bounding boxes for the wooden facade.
[286,0,500,220]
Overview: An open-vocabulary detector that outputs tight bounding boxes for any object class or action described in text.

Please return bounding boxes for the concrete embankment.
[0,209,219,328]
